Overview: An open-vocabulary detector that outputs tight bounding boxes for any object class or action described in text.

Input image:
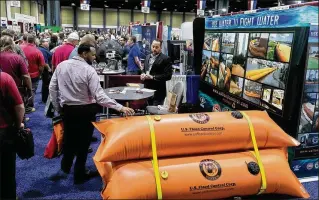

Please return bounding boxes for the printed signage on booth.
[294,24,319,163]
[205,6,318,29]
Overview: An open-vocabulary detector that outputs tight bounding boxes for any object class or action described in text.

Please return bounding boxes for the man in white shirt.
[49,44,134,184]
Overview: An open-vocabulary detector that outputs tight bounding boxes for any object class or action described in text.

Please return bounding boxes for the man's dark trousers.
[61,104,98,179]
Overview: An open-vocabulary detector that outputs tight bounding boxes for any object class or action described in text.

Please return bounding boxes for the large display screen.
[201,31,294,116]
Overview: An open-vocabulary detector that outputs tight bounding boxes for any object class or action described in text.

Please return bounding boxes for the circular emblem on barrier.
[199,159,221,181]
[213,104,221,112]
[307,162,314,170]
[189,113,210,124]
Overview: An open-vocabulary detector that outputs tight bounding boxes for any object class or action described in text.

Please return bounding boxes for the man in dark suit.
[141,39,173,106]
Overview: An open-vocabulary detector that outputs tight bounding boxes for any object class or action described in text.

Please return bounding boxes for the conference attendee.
[1,29,28,67]
[127,36,142,75]
[52,32,79,71]
[49,44,134,184]
[50,39,67,54]
[38,38,53,103]
[68,34,95,60]
[0,71,25,200]
[119,36,130,71]
[141,39,173,106]
[58,32,65,45]
[21,34,46,112]
[0,36,32,104]
[49,34,58,51]
[19,33,28,47]
[96,36,104,48]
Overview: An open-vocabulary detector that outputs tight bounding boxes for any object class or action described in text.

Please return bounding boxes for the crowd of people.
[0,28,172,199]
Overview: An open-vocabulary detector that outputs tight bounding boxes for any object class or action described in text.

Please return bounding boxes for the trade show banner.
[205,6,318,29]
[292,24,319,179]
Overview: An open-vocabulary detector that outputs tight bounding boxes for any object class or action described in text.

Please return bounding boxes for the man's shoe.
[88,147,93,153]
[91,136,98,142]
[74,170,99,185]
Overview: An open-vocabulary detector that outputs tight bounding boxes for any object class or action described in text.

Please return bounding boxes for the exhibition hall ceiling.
[60,0,315,13]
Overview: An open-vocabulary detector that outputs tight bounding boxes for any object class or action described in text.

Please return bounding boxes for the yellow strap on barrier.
[146,115,163,199]
[240,111,267,195]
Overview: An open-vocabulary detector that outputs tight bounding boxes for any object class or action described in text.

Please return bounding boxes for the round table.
[97,69,126,119]
[105,86,155,103]
[103,86,155,119]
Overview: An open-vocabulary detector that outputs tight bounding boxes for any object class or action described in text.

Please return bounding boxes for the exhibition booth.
[89,2,318,199]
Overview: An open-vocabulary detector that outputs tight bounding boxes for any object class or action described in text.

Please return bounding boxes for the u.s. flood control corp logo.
[199,159,221,181]
[189,113,210,124]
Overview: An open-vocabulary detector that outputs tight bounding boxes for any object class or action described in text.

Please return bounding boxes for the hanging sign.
[141,0,151,13]
[80,4,90,10]
[197,10,205,16]
[197,0,206,16]
[80,0,90,10]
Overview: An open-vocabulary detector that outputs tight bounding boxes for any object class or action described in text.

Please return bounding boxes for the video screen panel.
[200,31,294,116]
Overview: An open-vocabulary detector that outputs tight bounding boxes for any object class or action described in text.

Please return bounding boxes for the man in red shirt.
[0,36,32,100]
[21,34,46,111]
[0,71,25,200]
[52,32,79,71]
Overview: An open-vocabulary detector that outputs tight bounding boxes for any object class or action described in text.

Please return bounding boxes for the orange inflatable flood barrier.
[93,111,299,162]
[99,149,309,199]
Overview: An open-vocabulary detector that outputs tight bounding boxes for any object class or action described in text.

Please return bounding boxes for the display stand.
[193,3,318,179]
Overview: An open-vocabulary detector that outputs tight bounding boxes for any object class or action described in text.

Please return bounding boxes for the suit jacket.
[143,53,173,102]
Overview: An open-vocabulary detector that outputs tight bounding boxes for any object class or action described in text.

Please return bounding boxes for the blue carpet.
[16,81,318,199]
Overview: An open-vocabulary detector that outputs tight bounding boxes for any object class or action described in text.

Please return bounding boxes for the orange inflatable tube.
[99,149,309,199]
[93,111,299,162]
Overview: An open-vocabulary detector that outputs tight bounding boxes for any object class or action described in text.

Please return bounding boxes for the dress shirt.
[49,56,123,112]
[147,53,159,74]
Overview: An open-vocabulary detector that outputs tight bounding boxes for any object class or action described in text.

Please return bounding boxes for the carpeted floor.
[16,81,318,199]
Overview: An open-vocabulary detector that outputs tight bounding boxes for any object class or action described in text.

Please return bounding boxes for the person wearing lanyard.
[141,39,173,106]
[49,44,134,184]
